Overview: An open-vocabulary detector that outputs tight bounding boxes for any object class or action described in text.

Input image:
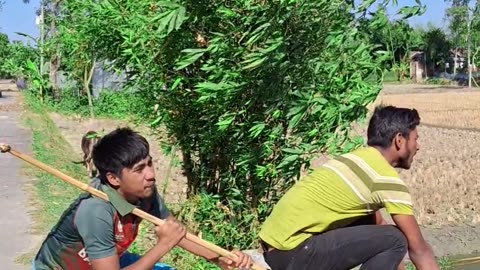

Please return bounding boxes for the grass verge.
[17,93,91,262]
[406,257,453,270]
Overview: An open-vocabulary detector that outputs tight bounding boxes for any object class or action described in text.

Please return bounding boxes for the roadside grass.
[16,92,91,263]
[406,257,453,270]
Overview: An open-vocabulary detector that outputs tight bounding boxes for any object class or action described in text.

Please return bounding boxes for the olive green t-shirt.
[259,146,414,251]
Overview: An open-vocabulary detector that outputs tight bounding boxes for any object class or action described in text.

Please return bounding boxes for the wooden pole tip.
[0,144,11,153]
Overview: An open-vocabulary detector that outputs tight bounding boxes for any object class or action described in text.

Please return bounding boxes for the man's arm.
[391,214,440,270]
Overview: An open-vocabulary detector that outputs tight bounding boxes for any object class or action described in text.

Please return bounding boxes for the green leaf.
[32,79,41,89]
[356,0,376,13]
[272,110,281,119]
[277,154,300,169]
[182,48,207,53]
[158,10,175,33]
[250,23,271,36]
[241,57,267,70]
[258,40,283,54]
[308,128,319,137]
[171,77,182,90]
[175,50,206,70]
[157,1,182,8]
[288,113,305,129]
[248,123,266,138]
[168,7,187,34]
[216,116,235,131]
[175,7,187,30]
[217,6,237,17]
[282,148,303,154]
[196,82,233,91]
[245,33,262,46]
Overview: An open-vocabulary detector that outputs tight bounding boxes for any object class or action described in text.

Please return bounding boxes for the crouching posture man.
[33,127,252,270]
[259,106,439,270]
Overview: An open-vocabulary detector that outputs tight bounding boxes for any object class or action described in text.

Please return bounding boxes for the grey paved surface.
[0,89,38,269]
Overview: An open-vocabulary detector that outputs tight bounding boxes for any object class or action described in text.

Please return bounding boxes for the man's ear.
[393,133,405,150]
[105,172,121,188]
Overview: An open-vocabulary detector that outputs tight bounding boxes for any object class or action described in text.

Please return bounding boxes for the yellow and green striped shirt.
[259,146,413,251]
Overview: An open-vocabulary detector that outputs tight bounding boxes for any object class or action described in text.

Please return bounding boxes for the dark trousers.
[263,221,408,270]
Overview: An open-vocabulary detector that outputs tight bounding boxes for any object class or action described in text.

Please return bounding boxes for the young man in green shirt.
[33,127,252,270]
[259,105,440,270]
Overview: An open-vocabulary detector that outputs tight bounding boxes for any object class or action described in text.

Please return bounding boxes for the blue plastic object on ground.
[32,252,176,270]
[120,252,176,270]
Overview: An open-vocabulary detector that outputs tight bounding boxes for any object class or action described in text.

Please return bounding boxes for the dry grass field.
[377,91,480,131]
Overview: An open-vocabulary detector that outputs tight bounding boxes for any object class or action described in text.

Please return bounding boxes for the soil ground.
[6,82,480,265]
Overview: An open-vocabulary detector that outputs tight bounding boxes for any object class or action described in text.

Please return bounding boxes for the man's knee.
[383,225,408,253]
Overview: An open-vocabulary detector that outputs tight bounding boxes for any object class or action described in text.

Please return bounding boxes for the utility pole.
[38,3,45,101]
[40,4,44,77]
[467,7,472,88]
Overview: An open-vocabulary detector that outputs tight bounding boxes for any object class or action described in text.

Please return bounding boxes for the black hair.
[367,105,420,148]
[92,127,150,183]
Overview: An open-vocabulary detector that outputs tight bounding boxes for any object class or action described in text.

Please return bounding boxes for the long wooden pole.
[453,255,480,265]
[0,144,267,270]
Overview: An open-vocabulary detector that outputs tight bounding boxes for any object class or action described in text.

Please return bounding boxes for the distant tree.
[0,33,10,78]
[445,0,480,87]
[21,0,62,95]
[418,25,452,74]
[358,8,424,81]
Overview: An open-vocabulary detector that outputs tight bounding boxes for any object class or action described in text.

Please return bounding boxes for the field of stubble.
[369,84,480,257]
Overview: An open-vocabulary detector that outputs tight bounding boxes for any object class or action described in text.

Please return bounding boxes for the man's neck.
[117,189,140,205]
[372,146,397,167]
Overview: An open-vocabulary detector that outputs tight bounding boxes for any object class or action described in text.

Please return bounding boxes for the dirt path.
[0,85,41,269]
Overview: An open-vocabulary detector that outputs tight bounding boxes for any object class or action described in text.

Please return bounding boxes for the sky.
[0,0,449,44]
[387,0,449,30]
[0,0,41,44]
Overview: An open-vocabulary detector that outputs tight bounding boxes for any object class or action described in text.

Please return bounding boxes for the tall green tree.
[50,0,98,117]
[43,0,62,96]
[21,0,62,94]
[358,5,424,81]
[445,0,480,86]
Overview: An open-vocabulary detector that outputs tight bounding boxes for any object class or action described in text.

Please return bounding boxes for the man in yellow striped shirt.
[259,105,439,270]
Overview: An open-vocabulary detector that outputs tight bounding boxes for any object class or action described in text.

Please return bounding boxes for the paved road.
[0,88,39,269]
